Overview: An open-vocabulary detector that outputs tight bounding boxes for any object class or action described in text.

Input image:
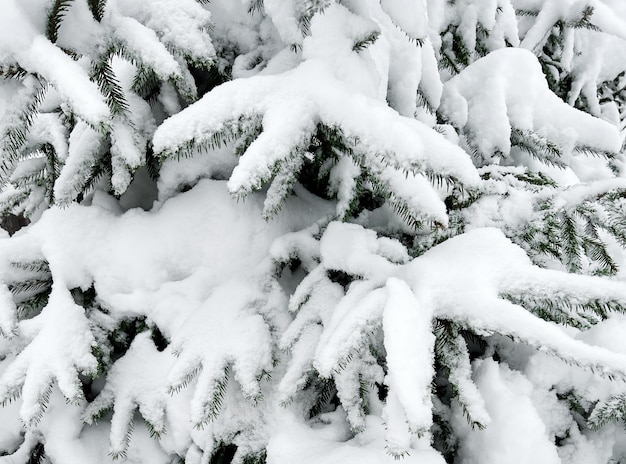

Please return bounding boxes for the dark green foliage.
[27,443,46,464]
[501,293,626,330]
[210,444,237,464]
[353,31,381,52]
[588,393,626,430]
[434,320,487,430]
[132,65,162,103]
[566,6,599,31]
[8,260,52,323]
[0,65,28,80]
[247,0,264,15]
[523,195,624,275]
[46,0,74,43]
[243,450,267,464]
[307,377,338,419]
[432,402,458,463]
[0,77,48,182]
[510,128,566,168]
[195,365,230,428]
[297,0,331,36]
[87,0,107,22]
[91,54,129,117]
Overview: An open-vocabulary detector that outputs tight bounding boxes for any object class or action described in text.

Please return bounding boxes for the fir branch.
[566,6,600,31]
[297,0,331,36]
[243,450,267,464]
[516,9,539,17]
[46,0,74,43]
[353,31,381,52]
[233,119,264,158]
[513,169,558,187]
[131,65,161,103]
[158,115,262,161]
[42,143,60,205]
[87,0,107,22]
[510,127,566,168]
[28,443,47,464]
[10,260,50,274]
[195,365,231,428]
[145,420,166,440]
[262,152,305,220]
[0,65,28,80]
[500,293,626,330]
[247,0,264,15]
[573,144,615,159]
[0,79,49,182]
[434,320,488,430]
[588,393,626,430]
[91,54,129,116]
[308,377,337,418]
[559,210,583,273]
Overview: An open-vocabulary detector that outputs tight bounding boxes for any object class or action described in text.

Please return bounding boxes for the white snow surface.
[440,47,621,162]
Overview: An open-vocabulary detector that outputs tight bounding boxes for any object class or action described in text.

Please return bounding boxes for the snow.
[154,58,478,211]
[0,179,332,451]
[452,359,561,464]
[440,47,621,164]
[380,0,428,42]
[266,410,445,464]
[19,37,110,127]
[4,0,626,462]
[54,122,104,204]
[83,332,175,456]
[382,278,434,440]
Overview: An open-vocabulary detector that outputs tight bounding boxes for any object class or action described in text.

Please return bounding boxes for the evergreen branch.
[308,377,337,418]
[516,9,539,17]
[500,293,626,329]
[10,260,50,274]
[388,194,427,230]
[353,31,381,52]
[434,320,488,430]
[573,144,615,159]
[0,79,49,183]
[167,365,201,395]
[510,127,566,168]
[242,450,267,464]
[145,420,166,440]
[262,151,305,220]
[158,115,262,161]
[566,6,600,31]
[91,54,129,116]
[247,0,264,15]
[416,87,437,115]
[297,0,331,36]
[588,393,626,429]
[195,365,230,428]
[512,169,558,187]
[131,65,161,103]
[9,277,53,300]
[0,65,28,80]
[560,210,583,273]
[87,0,107,22]
[233,119,264,158]
[41,143,60,205]
[28,443,47,464]
[46,0,74,43]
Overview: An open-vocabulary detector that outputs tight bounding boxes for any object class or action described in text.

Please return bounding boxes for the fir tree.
[2,1,626,463]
